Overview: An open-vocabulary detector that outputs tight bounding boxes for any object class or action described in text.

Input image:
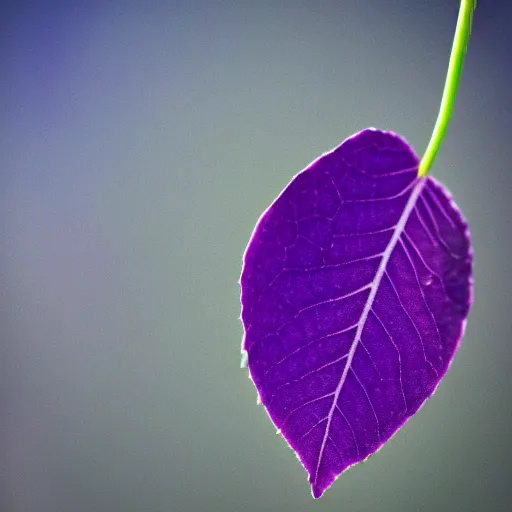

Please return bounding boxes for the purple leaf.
[239,128,473,498]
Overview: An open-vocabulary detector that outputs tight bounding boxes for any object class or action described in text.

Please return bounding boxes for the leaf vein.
[278,392,336,430]
[263,323,358,376]
[351,367,381,441]
[370,309,408,414]
[399,237,443,361]
[418,195,462,260]
[268,355,348,399]
[383,271,439,377]
[312,178,426,488]
[335,405,360,458]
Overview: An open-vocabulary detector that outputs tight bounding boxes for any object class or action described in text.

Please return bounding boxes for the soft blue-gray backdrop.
[2,1,511,511]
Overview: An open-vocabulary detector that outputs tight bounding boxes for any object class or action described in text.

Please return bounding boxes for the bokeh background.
[2,1,511,511]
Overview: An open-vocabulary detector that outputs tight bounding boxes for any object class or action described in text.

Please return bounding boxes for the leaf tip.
[311,484,325,499]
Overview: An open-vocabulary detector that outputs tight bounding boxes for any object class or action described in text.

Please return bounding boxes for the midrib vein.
[313,176,426,485]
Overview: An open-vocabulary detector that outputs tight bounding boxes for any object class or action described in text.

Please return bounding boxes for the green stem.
[418,0,476,178]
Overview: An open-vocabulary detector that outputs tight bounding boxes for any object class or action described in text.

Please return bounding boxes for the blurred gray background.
[1,1,511,511]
